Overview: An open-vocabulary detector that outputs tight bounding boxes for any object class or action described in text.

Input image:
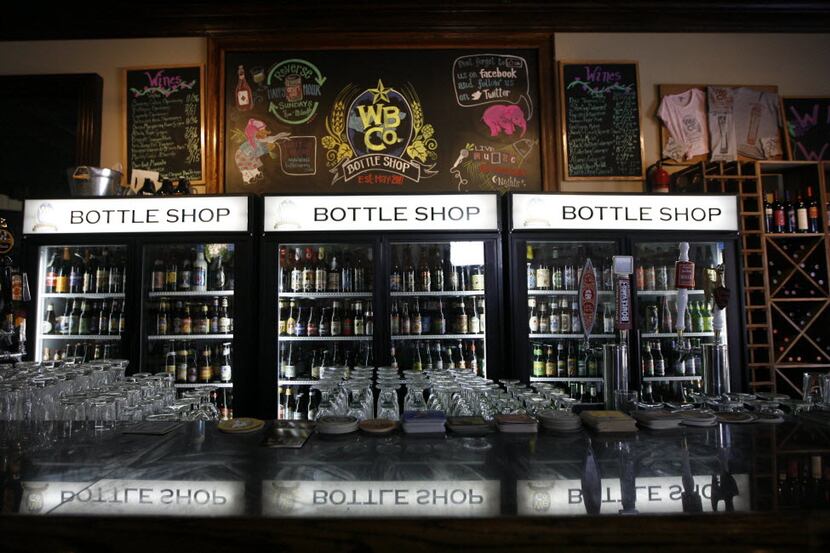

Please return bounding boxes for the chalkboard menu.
[559,61,643,180]
[123,65,205,184]
[782,97,830,161]
[222,49,544,194]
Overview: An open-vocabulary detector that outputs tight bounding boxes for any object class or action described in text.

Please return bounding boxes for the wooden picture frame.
[206,33,556,194]
[559,60,644,181]
[781,96,830,161]
[657,84,782,165]
[121,64,207,188]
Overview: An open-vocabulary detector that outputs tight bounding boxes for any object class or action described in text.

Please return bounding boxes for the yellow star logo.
[367,79,392,104]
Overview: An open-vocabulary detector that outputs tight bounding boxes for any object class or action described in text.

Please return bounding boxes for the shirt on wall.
[733,87,782,160]
[707,86,737,162]
[658,88,709,161]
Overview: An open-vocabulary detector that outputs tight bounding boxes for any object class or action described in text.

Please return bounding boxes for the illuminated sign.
[264,194,498,232]
[262,480,500,517]
[20,480,244,516]
[23,197,249,235]
[512,194,739,232]
[516,475,750,515]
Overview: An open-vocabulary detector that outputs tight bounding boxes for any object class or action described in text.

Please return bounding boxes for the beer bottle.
[566,342,577,377]
[315,248,328,293]
[532,343,544,377]
[431,247,445,292]
[556,342,566,377]
[55,247,71,294]
[545,344,555,377]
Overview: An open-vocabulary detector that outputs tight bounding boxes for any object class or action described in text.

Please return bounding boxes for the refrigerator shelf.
[174,382,233,389]
[390,291,485,297]
[41,335,122,341]
[278,379,319,386]
[41,293,126,299]
[530,377,604,383]
[392,334,485,341]
[528,334,616,339]
[278,292,373,299]
[642,376,702,382]
[636,289,705,296]
[0,352,24,360]
[528,290,614,296]
[148,334,233,341]
[279,336,372,342]
[148,290,234,298]
[640,332,714,338]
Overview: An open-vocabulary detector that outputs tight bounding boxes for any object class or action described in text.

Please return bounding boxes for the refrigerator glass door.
[388,240,488,376]
[142,242,236,418]
[632,240,725,404]
[276,242,375,420]
[524,240,617,405]
[35,244,128,363]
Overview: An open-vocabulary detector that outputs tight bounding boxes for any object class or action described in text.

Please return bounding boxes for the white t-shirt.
[708,86,737,162]
[658,88,709,160]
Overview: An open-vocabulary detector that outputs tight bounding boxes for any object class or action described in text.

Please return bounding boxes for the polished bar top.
[3,418,830,552]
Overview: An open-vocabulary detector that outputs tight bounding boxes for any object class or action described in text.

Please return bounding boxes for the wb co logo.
[347,81,412,157]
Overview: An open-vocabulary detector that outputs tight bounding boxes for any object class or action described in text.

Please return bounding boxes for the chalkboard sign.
[559,61,644,180]
[123,65,205,184]
[782,97,830,161]
[220,48,545,194]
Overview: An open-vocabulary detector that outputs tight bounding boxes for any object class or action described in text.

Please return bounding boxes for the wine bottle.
[797,193,809,233]
[807,186,820,233]
[235,65,253,111]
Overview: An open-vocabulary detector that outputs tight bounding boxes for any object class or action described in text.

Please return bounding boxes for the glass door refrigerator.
[261,193,502,419]
[23,195,256,417]
[508,195,623,407]
[631,237,743,405]
[23,199,134,366]
[507,193,743,406]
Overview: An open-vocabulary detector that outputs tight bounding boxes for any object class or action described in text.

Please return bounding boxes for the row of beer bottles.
[391,297,484,336]
[390,245,485,293]
[161,340,233,384]
[45,247,126,294]
[390,340,484,374]
[42,299,125,336]
[279,342,374,380]
[641,339,703,377]
[279,245,372,293]
[526,245,613,291]
[152,297,233,336]
[42,341,121,362]
[150,244,234,292]
[529,298,614,335]
[279,385,315,421]
[278,299,373,337]
[531,341,600,378]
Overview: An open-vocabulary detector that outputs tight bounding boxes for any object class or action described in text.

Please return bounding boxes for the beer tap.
[674,242,695,368]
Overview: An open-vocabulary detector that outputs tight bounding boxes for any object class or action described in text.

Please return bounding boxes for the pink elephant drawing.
[482,104,527,137]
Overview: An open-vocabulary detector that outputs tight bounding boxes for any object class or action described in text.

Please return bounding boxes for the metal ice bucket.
[67,166,124,197]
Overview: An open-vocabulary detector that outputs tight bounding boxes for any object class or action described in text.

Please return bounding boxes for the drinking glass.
[377,384,400,421]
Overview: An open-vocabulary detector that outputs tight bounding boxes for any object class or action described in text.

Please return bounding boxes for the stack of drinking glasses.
[0,359,221,432]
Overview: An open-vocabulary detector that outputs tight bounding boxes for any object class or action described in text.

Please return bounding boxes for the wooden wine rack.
[756,161,829,396]
[699,161,773,391]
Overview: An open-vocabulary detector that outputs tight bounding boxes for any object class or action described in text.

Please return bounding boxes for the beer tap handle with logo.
[674,242,695,354]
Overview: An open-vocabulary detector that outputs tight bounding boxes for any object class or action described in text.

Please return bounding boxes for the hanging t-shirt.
[658,88,709,160]
[733,87,782,159]
[707,86,737,162]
